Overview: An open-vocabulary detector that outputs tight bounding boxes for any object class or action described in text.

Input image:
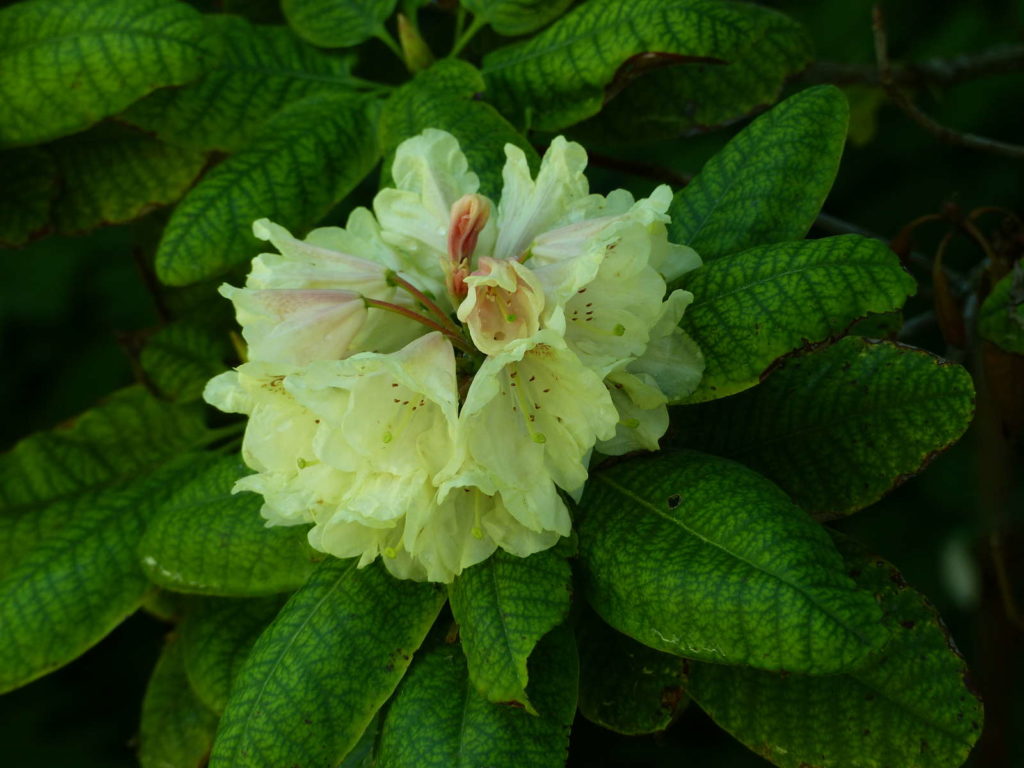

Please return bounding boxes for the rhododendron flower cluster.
[205,129,704,582]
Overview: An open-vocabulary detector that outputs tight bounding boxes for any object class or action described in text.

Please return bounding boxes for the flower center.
[458,256,545,356]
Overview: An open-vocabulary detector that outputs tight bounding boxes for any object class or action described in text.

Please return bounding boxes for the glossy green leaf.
[380,61,536,199]
[0,147,55,246]
[686,537,984,768]
[139,637,219,768]
[577,610,688,735]
[139,454,324,596]
[668,86,849,260]
[376,626,578,768]
[448,548,571,711]
[180,596,285,714]
[47,125,207,235]
[0,0,220,147]
[668,338,975,520]
[0,456,203,694]
[571,15,812,143]
[463,0,573,36]
[141,312,234,402]
[677,235,916,403]
[121,15,361,152]
[482,0,810,132]
[209,558,445,768]
[0,387,211,578]
[978,267,1024,354]
[282,0,398,48]
[578,451,887,674]
[156,93,380,286]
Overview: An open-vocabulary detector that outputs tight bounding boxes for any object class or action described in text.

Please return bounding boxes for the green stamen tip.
[532,433,547,444]
[382,431,393,443]
[612,323,626,336]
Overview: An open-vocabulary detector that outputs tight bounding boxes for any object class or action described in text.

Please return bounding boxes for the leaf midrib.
[595,473,878,651]
[1,28,211,59]
[688,253,900,309]
[483,0,729,74]
[225,560,357,758]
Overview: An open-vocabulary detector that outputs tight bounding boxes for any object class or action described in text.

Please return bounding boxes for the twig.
[802,43,1024,88]
[872,5,1024,160]
[130,246,171,324]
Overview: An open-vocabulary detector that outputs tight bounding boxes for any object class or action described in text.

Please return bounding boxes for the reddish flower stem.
[363,297,476,355]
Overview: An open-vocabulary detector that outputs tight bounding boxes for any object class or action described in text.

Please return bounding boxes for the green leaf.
[481,0,810,133]
[156,92,380,286]
[376,626,578,768]
[209,558,445,768]
[0,455,204,694]
[380,61,536,200]
[448,548,571,711]
[578,450,887,674]
[570,15,813,144]
[47,124,207,235]
[0,147,55,246]
[978,267,1024,354]
[139,636,219,768]
[141,311,234,402]
[686,537,984,768]
[180,596,286,714]
[0,0,220,147]
[282,0,398,48]
[677,235,916,403]
[577,610,688,735]
[463,0,573,36]
[121,15,362,152]
[139,454,324,596]
[0,387,211,578]
[668,337,975,520]
[668,86,849,260]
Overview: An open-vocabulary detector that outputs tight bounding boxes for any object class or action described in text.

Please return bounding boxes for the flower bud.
[446,193,491,300]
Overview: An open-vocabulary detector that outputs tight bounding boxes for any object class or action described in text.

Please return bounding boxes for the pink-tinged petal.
[221,285,368,365]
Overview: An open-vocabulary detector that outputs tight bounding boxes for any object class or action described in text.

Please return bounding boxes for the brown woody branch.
[803,43,1024,89]
[872,5,1024,160]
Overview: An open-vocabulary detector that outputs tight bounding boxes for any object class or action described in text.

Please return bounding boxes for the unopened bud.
[446,194,491,301]
[448,194,490,264]
[398,13,434,74]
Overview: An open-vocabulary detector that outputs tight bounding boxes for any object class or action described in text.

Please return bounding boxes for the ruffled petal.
[494,137,593,261]
[374,129,482,287]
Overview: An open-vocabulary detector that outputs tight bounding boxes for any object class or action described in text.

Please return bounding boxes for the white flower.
[205,128,704,582]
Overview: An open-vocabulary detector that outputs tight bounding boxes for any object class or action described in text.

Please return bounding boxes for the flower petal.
[220,285,368,365]
[494,136,593,261]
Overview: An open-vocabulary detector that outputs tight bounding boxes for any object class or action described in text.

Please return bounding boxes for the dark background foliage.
[0,0,1021,765]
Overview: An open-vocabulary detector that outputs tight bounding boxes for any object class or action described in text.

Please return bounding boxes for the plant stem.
[387,271,460,334]
[364,297,476,355]
[450,15,485,57]
[375,24,405,61]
